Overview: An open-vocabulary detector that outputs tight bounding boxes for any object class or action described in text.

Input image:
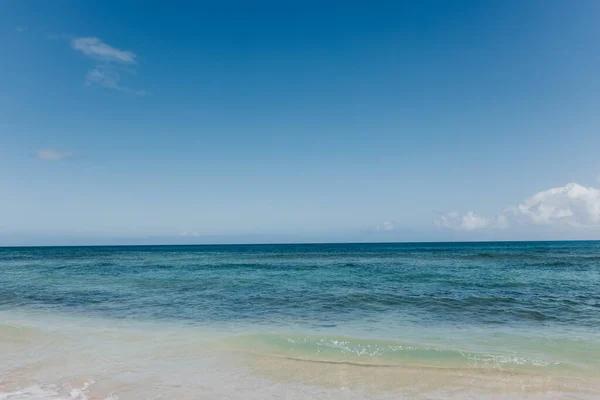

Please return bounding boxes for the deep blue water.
[1,241,599,332]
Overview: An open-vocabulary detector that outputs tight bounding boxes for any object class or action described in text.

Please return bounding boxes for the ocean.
[1,241,599,399]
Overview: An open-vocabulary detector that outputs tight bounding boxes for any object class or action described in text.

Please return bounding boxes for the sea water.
[0,242,599,399]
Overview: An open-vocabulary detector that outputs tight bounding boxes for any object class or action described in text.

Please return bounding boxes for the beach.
[1,242,599,399]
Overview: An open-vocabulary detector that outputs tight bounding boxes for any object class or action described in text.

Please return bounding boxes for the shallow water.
[1,242,599,398]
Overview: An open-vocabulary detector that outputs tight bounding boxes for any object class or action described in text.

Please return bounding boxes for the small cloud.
[434,211,506,231]
[376,221,397,231]
[180,232,200,237]
[36,149,73,161]
[16,26,27,33]
[71,37,136,64]
[85,67,146,95]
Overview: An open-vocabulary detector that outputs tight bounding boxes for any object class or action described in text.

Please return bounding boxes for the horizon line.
[1,238,599,249]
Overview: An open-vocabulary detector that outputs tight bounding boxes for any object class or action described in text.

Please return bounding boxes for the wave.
[220,333,560,371]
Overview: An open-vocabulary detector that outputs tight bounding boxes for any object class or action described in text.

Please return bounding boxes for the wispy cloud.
[435,181,600,231]
[376,221,397,231]
[85,67,146,95]
[69,36,145,94]
[434,211,508,231]
[180,231,200,237]
[36,149,73,161]
[16,26,27,33]
[71,37,136,64]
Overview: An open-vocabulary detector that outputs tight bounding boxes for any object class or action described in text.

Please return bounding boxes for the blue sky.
[2,0,600,245]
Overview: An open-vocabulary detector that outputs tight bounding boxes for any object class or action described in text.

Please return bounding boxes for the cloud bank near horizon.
[435,182,600,231]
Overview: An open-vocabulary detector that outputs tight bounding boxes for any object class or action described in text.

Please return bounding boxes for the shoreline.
[2,310,600,399]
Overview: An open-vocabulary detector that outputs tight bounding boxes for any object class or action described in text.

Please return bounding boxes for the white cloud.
[85,67,146,95]
[434,211,507,231]
[36,149,73,161]
[71,37,136,64]
[69,37,145,94]
[517,183,600,227]
[376,221,396,231]
[180,232,200,237]
[16,26,27,33]
[435,182,600,231]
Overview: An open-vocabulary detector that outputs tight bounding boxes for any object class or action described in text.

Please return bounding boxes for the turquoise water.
[2,242,599,327]
[1,242,600,398]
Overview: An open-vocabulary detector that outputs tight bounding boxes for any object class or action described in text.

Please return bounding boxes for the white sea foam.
[0,381,100,400]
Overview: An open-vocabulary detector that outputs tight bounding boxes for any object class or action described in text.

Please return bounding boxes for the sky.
[2,0,600,245]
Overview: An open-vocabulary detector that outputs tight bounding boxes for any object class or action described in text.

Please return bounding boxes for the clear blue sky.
[2,0,600,245]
